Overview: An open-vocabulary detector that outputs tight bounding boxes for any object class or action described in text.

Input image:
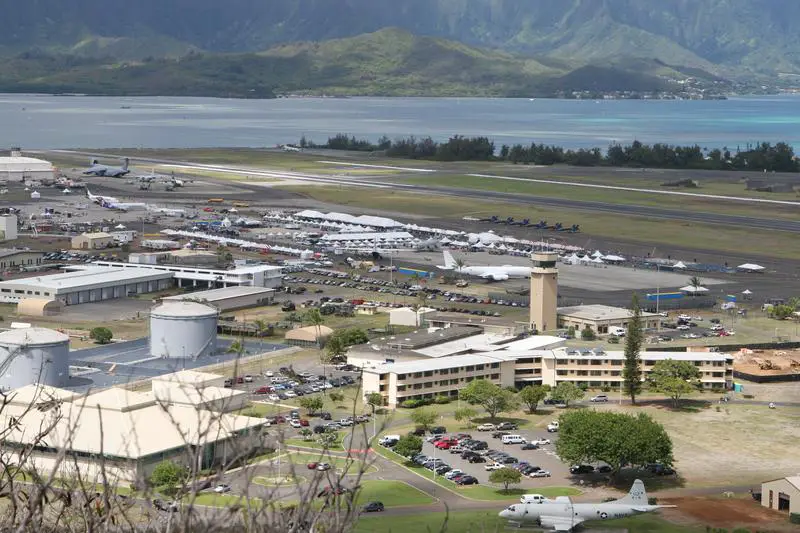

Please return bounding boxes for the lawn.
[283,452,378,475]
[280,185,800,259]
[187,493,264,508]
[353,510,705,533]
[285,431,347,452]
[354,480,435,507]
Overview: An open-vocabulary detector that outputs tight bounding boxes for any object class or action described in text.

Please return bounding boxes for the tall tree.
[410,409,438,432]
[648,359,702,408]
[365,392,384,415]
[459,379,519,420]
[489,467,522,493]
[518,385,550,414]
[556,410,673,480]
[393,435,423,459]
[623,293,643,404]
[454,407,477,427]
[550,382,584,407]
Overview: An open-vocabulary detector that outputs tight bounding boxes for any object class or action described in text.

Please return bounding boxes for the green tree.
[393,435,423,458]
[623,293,643,405]
[459,379,519,420]
[89,327,113,345]
[253,318,270,351]
[299,428,313,441]
[149,461,188,489]
[648,359,702,408]
[325,335,347,362]
[771,304,795,320]
[303,308,325,348]
[410,408,437,432]
[580,326,596,341]
[689,276,702,290]
[550,382,584,407]
[518,384,550,414]
[318,430,339,449]
[556,410,673,480]
[454,407,477,427]
[299,395,323,415]
[489,467,522,493]
[365,392,384,415]
[226,338,245,356]
[566,326,576,339]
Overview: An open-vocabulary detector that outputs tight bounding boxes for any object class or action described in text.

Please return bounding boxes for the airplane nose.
[498,510,509,518]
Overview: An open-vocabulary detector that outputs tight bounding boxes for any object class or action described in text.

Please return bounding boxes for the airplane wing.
[540,515,581,532]
[481,272,509,281]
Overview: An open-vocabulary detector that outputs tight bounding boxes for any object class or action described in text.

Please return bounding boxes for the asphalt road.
[45,150,800,233]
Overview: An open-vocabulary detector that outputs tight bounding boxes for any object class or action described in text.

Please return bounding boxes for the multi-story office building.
[361,346,733,408]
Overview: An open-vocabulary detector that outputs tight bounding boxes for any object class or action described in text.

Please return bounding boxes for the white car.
[284,391,297,398]
[530,438,551,446]
[444,469,464,480]
[485,462,504,471]
[678,314,692,321]
[546,422,559,433]
[213,484,231,493]
[529,470,551,478]
[289,419,302,428]
[244,375,254,383]
[476,423,496,432]
[264,370,274,377]
[676,324,691,331]
[322,382,333,389]
[268,394,280,402]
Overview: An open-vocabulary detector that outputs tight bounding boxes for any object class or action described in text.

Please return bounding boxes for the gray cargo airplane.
[83,157,131,177]
[498,479,673,531]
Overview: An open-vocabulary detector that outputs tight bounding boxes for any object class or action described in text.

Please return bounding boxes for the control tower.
[530,251,558,332]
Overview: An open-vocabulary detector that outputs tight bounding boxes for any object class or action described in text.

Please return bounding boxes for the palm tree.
[689,276,702,289]
[303,308,328,390]
[253,318,269,352]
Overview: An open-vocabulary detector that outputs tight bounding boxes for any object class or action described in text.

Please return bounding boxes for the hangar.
[0,151,54,180]
[761,476,800,514]
[163,286,275,312]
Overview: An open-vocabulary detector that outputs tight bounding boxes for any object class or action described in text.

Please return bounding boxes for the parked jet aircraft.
[83,158,131,177]
[498,479,673,532]
[437,250,530,281]
[86,189,145,211]
[86,189,117,204]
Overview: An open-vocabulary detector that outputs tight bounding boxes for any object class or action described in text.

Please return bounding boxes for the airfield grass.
[352,509,702,533]
[402,174,800,221]
[279,185,800,259]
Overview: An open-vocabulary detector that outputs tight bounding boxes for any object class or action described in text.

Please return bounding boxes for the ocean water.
[0,94,798,150]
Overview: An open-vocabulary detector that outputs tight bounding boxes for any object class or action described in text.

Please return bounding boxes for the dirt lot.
[661,497,796,531]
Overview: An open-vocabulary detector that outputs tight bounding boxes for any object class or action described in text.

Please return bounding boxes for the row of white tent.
[293,209,404,229]
[162,229,307,256]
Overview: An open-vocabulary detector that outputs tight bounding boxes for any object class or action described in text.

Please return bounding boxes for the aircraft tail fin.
[615,479,647,506]
[442,250,456,269]
[122,157,129,171]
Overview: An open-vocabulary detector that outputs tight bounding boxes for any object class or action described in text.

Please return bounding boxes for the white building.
[389,307,436,327]
[0,267,174,304]
[0,153,54,180]
[0,214,18,241]
[361,344,733,408]
[163,286,275,312]
[91,261,283,289]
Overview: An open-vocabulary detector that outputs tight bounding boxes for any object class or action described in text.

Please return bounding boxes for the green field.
[355,480,436,507]
[280,185,800,259]
[402,174,800,221]
[352,510,700,533]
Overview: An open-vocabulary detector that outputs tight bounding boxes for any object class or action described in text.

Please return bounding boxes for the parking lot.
[398,424,573,488]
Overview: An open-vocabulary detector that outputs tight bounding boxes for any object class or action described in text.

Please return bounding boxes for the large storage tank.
[0,327,70,391]
[150,301,219,359]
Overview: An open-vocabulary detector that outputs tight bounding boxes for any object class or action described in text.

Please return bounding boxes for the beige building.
[71,232,114,250]
[761,476,799,514]
[0,215,18,241]
[389,306,436,327]
[17,298,63,316]
[362,346,733,408]
[151,369,249,413]
[424,312,528,336]
[163,286,275,312]
[558,304,661,334]
[530,251,558,332]
[285,325,333,347]
[0,248,45,270]
[0,376,268,484]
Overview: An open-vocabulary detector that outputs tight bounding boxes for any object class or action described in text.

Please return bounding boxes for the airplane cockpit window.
[507,506,516,512]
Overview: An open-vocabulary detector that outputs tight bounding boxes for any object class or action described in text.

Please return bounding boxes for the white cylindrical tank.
[150,301,219,359]
[0,327,70,391]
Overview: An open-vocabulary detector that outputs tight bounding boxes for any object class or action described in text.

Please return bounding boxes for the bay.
[0,94,798,150]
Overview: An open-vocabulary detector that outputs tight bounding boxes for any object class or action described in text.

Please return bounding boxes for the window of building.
[397,386,406,392]
[423,371,433,377]
[424,382,433,388]
[557,359,568,365]
[490,363,500,369]
[590,370,602,376]
[465,366,474,372]
[440,368,449,375]
[557,370,568,376]
[591,360,602,366]
[413,383,422,390]
[398,374,407,380]
[450,379,459,385]
[379,385,386,392]
[413,372,422,378]
[517,358,533,364]
[610,360,622,366]
[515,368,534,375]
[475,364,484,371]
[490,373,499,380]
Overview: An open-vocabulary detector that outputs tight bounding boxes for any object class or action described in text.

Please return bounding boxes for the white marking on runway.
[316,160,436,173]
[467,173,800,206]
[160,163,392,188]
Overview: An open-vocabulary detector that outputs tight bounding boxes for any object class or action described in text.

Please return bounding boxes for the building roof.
[493,336,566,352]
[364,352,517,375]
[0,249,42,260]
[557,304,659,321]
[0,267,173,292]
[153,384,247,406]
[0,327,68,345]
[153,369,223,386]
[81,388,157,412]
[414,333,515,358]
[373,327,481,350]
[560,348,730,362]
[169,249,216,258]
[17,298,62,314]
[7,384,80,406]
[763,476,800,491]
[163,286,275,303]
[76,232,112,239]
[0,156,53,171]
[151,300,219,318]
[424,312,522,328]
[285,325,334,342]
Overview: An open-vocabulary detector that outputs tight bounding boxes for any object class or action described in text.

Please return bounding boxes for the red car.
[307,462,319,470]
[275,415,286,423]
[236,376,244,384]
[254,386,271,395]
[299,419,310,427]
[435,439,457,449]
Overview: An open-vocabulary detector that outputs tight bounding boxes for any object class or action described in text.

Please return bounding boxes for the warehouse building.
[0,215,18,241]
[92,261,284,289]
[163,286,275,312]
[151,370,248,413]
[557,304,662,335]
[285,325,333,347]
[760,476,799,514]
[361,344,733,408]
[71,232,114,250]
[0,267,174,304]
[0,151,54,180]
[0,382,268,484]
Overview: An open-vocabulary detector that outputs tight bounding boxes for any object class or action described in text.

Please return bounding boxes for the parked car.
[244,375,254,383]
[152,499,178,512]
[496,422,518,430]
[316,463,332,471]
[476,423,496,432]
[362,501,384,513]
[430,426,447,435]
[570,465,595,474]
[492,431,510,439]
[590,395,609,403]
[521,443,539,450]
[546,421,559,433]
[485,462,504,471]
[530,470,551,478]
[530,438,551,446]
[213,484,231,493]
[455,475,478,485]
[444,469,464,480]
[467,455,486,464]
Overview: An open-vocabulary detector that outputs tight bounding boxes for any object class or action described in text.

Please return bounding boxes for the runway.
[45,150,800,233]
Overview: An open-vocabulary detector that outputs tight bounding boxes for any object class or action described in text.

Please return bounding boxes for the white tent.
[742,289,753,295]
[115,224,126,229]
[679,285,709,294]
[591,257,604,264]
[673,261,687,269]
[737,263,765,272]
[591,250,604,258]
[603,255,626,262]
[578,255,591,263]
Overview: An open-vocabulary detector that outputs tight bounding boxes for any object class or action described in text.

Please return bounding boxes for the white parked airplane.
[437,250,530,281]
[147,205,186,216]
[498,479,674,531]
[86,189,146,211]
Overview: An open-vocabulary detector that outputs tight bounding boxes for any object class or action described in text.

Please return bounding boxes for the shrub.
[566,326,575,338]
[89,326,113,345]
[400,399,424,409]
[578,383,588,391]
[648,497,658,505]
[790,513,800,525]
[607,336,620,344]
[601,386,611,393]
[580,327,596,341]
[434,395,451,404]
